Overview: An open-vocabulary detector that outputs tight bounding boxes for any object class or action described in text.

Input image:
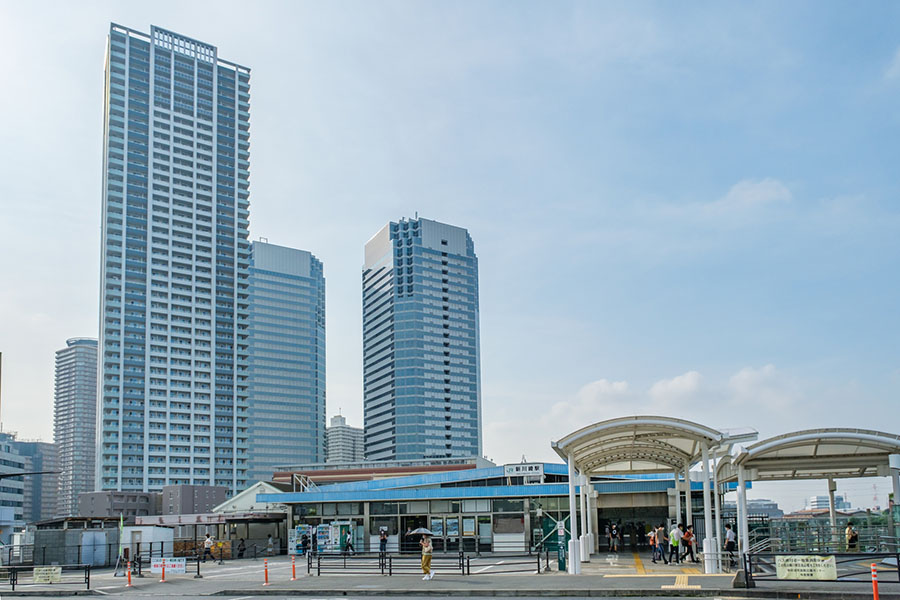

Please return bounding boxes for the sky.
[1,0,899,512]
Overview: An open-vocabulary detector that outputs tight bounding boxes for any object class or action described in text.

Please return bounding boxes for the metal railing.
[745,551,900,585]
[5,564,91,591]
[310,551,466,576]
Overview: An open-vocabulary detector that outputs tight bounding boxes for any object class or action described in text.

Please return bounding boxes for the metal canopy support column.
[701,443,715,573]
[585,481,595,556]
[890,455,900,538]
[683,459,693,530]
[578,473,591,562]
[737,466,749,557]
[673,470,682,526]
[567,453,581,574]
[828,478,838,550]
[712,450,722,559]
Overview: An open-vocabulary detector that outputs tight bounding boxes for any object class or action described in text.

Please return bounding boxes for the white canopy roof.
[727,428,900,481]
[552,415,757,475]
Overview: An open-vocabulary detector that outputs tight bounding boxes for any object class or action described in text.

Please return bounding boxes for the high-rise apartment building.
[247,241,326,480]
[97,24,251,494]
[54,337,98,516]
[362,217,481,461]
[325,415,364,463]
[0,433,25,542]
[15,441,59,523]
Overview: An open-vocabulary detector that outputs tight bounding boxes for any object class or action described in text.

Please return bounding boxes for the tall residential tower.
[362,217,481,461]
[97,24,251,493]
[247,241,326,480]
[54,337,98,516]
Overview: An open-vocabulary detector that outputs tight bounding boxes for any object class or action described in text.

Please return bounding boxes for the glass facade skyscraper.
[247,242,326,480]
[54,337,97,516]
[363,217,482,461]
[97,24,251,493]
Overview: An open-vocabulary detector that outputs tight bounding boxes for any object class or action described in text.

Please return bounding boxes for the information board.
[775,555,837,580]
[150,557,186,575]
[33,566,62,584]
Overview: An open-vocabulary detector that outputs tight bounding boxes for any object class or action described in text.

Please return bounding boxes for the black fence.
[745,552,900,585]
[1,541,269,568]
[306,549,552,576]
[4,564,91,591]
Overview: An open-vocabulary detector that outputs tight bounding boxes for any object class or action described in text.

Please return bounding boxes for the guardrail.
[4,564,91,591]
[745,552,900,585]
[310,551,465,576]
[465,550,550,575]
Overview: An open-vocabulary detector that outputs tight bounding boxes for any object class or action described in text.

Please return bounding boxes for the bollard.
[159,557,166,583]
[291,554,297,581]
[263,558,270,586]
[126,561,133,587]
[872,564,879,600]
[194,553,203,579]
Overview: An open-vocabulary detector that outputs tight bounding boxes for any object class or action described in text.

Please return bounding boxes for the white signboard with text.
[775,555,837,580]
[150,557,186,575]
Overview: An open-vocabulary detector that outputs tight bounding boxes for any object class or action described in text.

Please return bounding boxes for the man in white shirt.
[668,523,683,564]
[724,524,737,567]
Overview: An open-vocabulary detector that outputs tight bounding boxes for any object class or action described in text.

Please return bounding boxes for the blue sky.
[1,1,898,510]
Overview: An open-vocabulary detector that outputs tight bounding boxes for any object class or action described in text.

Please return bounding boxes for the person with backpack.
[680,524,699,563]
[845,521,859,551]
[647,527,658,563]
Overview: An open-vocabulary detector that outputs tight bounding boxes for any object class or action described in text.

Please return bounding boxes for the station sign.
[504,463,544,479]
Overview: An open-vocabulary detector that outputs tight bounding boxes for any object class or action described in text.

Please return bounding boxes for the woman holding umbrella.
[407,527,435,580]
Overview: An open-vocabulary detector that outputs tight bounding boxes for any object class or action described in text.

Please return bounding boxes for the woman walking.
[420,535,434,580]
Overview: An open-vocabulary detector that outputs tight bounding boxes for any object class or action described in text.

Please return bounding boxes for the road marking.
[661,574,702,589]
[474,559,505,573]
[227,596,254,600]
[633,552,646,574]
[94,590,109,595]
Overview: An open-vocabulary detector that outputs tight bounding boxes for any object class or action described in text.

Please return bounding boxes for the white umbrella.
[406,528,434,536]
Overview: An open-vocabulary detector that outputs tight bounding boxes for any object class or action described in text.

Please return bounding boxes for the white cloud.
[548,378,631,433]
[884,47,900,81]
[708,178,792,213]
[648,370,702,406]
[728,364,797,413]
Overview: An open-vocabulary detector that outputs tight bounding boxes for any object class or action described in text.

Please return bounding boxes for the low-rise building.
[78,491,161,518]
[161,484,228,515]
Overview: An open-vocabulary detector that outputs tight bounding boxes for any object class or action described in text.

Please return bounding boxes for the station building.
[256,461,707,553]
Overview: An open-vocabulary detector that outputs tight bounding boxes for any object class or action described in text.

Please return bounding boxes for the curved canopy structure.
[729,428,900,481]
[551,415,748,475]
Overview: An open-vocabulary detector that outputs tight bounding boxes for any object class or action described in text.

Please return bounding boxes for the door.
[81,531,109,566]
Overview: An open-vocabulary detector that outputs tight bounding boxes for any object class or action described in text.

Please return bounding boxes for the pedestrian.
[610,523,619,553]
[648,528,658,563]
[656,524,669,564]
[420,534,434,580]
[266,534,274,557]
[379,529,388,554]
[724,524,736,567]
[668,523,682,564]
[300,534,309,556]
[344,530,354,555]
[202,533,215,562]
[237,538,246,559]
[605,524,611,551]
[681,525,699,563]
[845,521,859,551]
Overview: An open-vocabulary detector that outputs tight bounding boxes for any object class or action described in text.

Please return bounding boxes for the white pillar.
[673,470,682,526]
[891,455,900,510]
[700,443,715,573]
[578,473,591,562]
[713,451,722,556]
[828,478,838,550]
[585,480,595,555]
[737,466,749,557]
[567,454,581,574]
[683,460,693,530]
